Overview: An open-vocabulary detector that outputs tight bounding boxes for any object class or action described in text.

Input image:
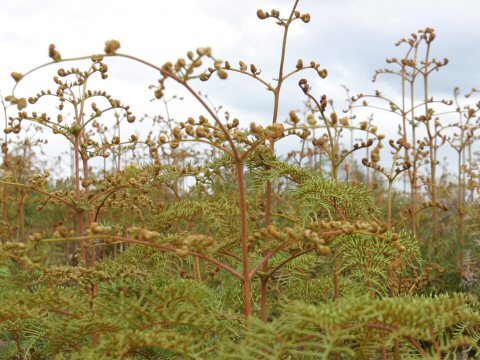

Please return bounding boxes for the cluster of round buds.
[1,242,28,257]
[127,226,160,242]
[27,232,43,242]
[330,112,338,125]
[42,266,117,286]
[370,145,382,163]
[431,58,449,68]
[4,95,27,110]
[295,128,311,140]
[350,93,372,106]
[317,219,390,235]
[298,79,311,94]
[168,115,240,146]
[264,123,285,140]
[362,157,387,175]
[256,9,280,20]
[293,60,328,79]
[201,59,228,81]
[247,225,331,255]
[53,225,73,238]
[312,136,327,147]
[91,56,109,79]
[298,229,330,255]
[400,59,417,67]
[175,234,215,257]
[352,138,374,152]
[10,72,23,82]
[422,201,448,212]
[229,60,261,77]
[48,44,61,62]
[227,118,240,129]
[388,233,406,252]
[104,39,121,55]
[27,170,50,187]
[389,137,411,151]
[318,95,328,112]
[4,122,20,134]
[415,114,432,122]
[154,48,215,96]
[420,27,436,44]
[307,114,317,126]
[88,222,115,236]
[299,13,311,23]
[257,9,310,23]
[248,225,286,247]
[289,111,301,125]
[385,58,399,64]
[249,122,266,139]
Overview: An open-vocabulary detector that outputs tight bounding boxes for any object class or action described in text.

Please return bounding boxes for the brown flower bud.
[11,72,23,82]
[16,98,27,110]
[257,9,268,19]
[318,69,328,79]
[217,69,228,79]
[300,13,311,23]
[105,39,121,55]
[199,73,210,81]
[289,111,300,124]
[48,44,62,62]
[173,127,182,140]
[154,88,163,99]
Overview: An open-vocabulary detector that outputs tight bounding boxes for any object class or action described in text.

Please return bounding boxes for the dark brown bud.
[301,13,311,23]
[257,9,268,19]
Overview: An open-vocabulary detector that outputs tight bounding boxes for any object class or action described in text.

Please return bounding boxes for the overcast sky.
[1,0,479,172]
